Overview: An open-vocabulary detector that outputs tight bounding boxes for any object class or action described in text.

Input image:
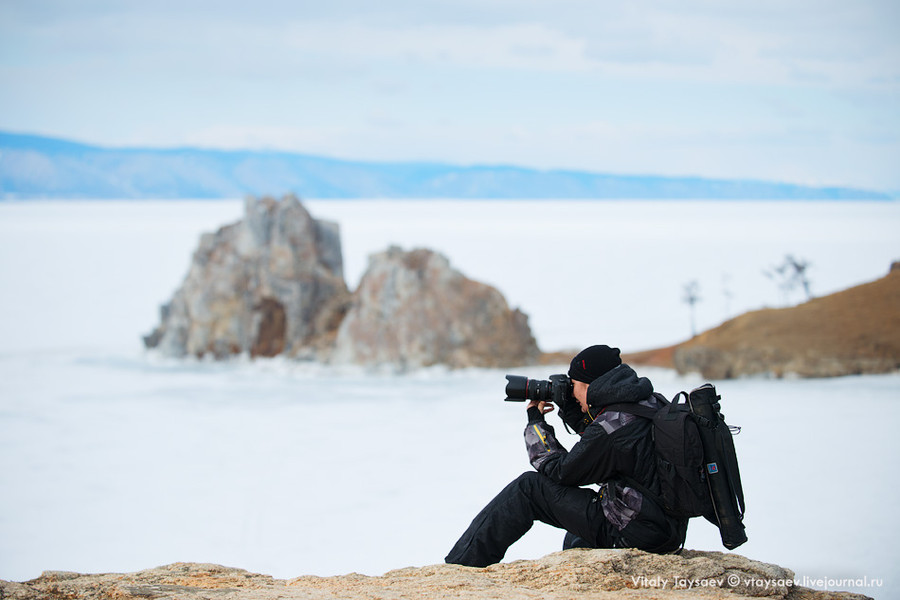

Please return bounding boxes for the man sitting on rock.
[446,345,687,567]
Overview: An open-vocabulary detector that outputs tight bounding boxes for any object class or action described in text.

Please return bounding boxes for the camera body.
[504,374,573,407]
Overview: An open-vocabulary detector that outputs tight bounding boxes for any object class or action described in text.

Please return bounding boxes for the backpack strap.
[716,420,746,519]
[606,392,679,421]
[603,393,673,509]
[606,402,655,419]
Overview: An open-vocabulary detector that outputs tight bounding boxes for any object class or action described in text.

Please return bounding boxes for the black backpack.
[612,383,747,550]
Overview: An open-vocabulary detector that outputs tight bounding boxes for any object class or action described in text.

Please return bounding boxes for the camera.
[505,374,593,433]
[504,374,572,407]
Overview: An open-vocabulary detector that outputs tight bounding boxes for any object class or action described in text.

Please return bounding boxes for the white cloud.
[279,21,593,72]
[4,1,897,88]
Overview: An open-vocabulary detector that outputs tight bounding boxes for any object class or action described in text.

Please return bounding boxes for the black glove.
[526,405,545,423]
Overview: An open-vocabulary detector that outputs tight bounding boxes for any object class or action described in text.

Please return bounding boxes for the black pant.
[445,472,619,567]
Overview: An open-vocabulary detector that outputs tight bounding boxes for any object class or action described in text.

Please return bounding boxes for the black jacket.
[524,364,684,550]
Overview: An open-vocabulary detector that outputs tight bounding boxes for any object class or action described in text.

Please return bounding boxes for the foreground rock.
[143,195,350,360]
[0,550,870,600]
[331,246,540,368]
[629,267,900,379]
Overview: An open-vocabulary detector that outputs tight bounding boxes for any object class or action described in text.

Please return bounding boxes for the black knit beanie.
[568,345,622,383]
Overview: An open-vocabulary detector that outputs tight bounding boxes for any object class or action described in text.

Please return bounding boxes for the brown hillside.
[627,266,900,379]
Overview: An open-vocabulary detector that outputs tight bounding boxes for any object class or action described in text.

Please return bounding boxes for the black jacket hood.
[586,363,653,409]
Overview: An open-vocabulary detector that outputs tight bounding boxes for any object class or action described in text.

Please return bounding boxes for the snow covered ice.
[0,199,898,598]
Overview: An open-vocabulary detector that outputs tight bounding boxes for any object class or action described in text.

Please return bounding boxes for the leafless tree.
[682,280,701,338]
[764,254,813,305]
[722,273,734,319]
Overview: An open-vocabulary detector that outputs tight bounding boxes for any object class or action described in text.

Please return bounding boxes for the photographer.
[445,345,687,568]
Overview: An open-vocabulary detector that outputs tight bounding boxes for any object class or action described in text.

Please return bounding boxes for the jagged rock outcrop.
[0,550,872,599]
[143,194,350,359]
[143,198,540,368]
[331,246,540,369]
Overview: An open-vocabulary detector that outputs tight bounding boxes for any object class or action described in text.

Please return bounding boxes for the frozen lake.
[0,199,898,598]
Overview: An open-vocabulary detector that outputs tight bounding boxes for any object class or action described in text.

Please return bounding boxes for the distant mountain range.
[0,130,892,200]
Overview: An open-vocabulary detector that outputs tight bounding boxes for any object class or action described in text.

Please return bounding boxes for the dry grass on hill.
[625,266,900,379]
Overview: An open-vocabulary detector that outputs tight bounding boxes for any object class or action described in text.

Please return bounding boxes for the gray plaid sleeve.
[524,420,566,469]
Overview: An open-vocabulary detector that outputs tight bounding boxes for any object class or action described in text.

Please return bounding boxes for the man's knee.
[509,471,544,494]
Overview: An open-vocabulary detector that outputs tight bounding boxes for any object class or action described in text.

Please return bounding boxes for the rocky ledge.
[0,550,870,600]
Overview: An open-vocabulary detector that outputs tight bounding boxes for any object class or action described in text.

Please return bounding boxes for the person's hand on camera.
[526,400,554,415]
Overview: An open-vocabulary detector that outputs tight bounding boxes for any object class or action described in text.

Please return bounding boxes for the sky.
[1,0,899,192]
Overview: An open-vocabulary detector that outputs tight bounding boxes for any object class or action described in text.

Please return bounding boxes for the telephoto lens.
[504,375,553,402]
[504,374,572,404]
